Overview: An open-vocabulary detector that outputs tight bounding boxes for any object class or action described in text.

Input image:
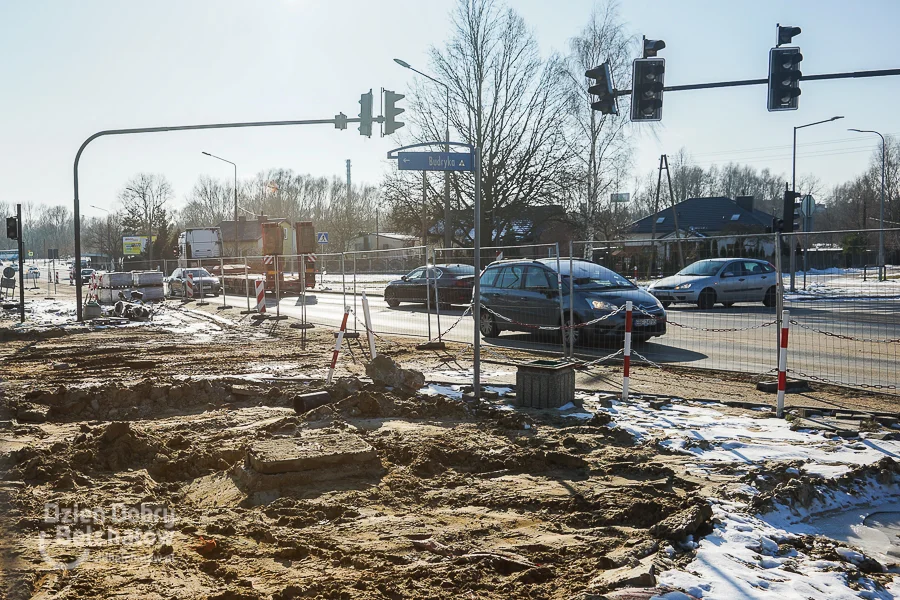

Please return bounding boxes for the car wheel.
[722,302,735,308]
[479,311,500,338]
[763,286,776,307]
[661,301,671,308]
[697,288,716,309]
[386,297,400,308]
[562,316,582,347]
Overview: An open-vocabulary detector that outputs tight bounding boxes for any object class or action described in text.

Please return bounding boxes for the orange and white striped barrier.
[255,279,266,313]
[776,309,790,418]
[326,307,350,385]
[186,273,194,298]
[622,300,632,401]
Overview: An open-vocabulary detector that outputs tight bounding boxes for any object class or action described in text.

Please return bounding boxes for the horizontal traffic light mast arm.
[614,67,900,96]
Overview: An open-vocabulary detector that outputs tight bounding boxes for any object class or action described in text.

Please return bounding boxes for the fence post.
[555,242,566,356]
[569,241,575,359]
[274,254,281,318]
[774,232,784,368]
[353,254,358,333]
[362,290,376,359]
[776,309,791,418]
[622,300,632,401]
[425,247,433,341]
[434,249,442,343]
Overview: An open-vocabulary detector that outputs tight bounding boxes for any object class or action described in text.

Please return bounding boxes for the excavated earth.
[0,303,893,599]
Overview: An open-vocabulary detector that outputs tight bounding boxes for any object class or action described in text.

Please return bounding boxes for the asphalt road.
[225,290,900,390]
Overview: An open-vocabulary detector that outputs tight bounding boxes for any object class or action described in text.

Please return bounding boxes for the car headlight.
[589,299,617,311]
[654,296,664,309]
[673,282,693,290]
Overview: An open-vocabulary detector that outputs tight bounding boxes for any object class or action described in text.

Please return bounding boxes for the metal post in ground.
[353,254,358,334]
[776,309,791,418]
[362,290,376,360]
[555,242,566,356]
[622,300,633,401]
[434,249,442,343]
[569,241,575,359]
[197,259,208,306]
[425,248,433,341]
[472,146,482,400]
[218,257,231,310]
[241,262,253,314]
[775,232,784,368]
[274,254,281,318]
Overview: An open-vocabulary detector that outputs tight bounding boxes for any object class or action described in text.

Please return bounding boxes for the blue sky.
[1,0,897,219]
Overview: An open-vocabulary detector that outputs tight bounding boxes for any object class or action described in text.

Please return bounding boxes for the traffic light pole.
[17,203,25,323]
[72,114,372,322]
[613,67,900,97]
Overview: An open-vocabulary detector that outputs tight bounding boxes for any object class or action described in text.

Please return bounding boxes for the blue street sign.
[397,152,474,172]
[316,232,329,244]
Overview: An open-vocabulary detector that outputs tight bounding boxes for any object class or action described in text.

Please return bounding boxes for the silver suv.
[647,258,778,309]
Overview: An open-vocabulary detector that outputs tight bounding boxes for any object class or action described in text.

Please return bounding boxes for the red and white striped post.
[776,309,790,418]
[327,307,350,385]
[622,300,633,401]
[186,273,194,298]
[255,279,266,313]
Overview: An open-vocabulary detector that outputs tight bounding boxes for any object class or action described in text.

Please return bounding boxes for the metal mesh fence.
[134,228,900,394]
[781,228,900,391]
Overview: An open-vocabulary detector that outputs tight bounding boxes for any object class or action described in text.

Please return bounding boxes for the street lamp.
[789,115,844,291]
[90,205,113,270]
[848,128,887,281]
[394,58,453,250]
[202,151,239,257]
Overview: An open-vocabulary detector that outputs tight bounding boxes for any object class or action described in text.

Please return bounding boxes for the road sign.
[610,193,631,203]
[27,251,33,257]
[800,195,815,216]
[397,152,474,172]
[316,232,329,244]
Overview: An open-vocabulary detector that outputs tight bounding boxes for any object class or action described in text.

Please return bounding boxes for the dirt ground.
[0,297,896,599]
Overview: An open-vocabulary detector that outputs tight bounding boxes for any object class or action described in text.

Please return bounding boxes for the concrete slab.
[247,433,377,475]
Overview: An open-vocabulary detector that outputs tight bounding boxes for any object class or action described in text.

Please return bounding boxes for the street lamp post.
[394,58,452,250]
[790,116,844,291]
[848,129,887,281]
[90,205,112,270]
[202,151,238,258]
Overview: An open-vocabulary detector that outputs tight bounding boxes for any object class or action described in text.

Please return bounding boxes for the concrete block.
[247,433,377,475]
[132,271,164,286]
[99,272,133,288]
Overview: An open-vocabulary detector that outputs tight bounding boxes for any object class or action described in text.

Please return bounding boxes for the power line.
[683,131,899,160]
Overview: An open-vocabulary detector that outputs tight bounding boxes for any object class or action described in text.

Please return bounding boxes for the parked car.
[384,264,476,308]
[647,258,777,309]
[478,258,666,344]
[166,267,221,297]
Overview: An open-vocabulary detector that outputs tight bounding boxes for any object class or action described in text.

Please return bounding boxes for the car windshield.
[677,260,723,277]
[550,260,635,289]
[184,268,211,278]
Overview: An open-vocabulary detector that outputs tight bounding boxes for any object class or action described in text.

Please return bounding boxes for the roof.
[630,197,772,235]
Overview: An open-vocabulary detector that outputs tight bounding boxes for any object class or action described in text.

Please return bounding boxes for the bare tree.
[385,0,571,246]
[561,2,635,247]
[181,176,234,227]
[118,173,174,266]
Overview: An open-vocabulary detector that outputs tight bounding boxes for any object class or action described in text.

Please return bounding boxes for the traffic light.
[586,62,617,115]
[776,24,801,47]
[359,90,373,137]
[383,89,405,135]
[767,47,803,111]
[643,38,666,58]
[781,189,802,233]
[630,58,665,121]
[6,217,17,240]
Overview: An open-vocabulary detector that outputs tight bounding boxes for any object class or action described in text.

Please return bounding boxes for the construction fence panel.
[781,228,900,391]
